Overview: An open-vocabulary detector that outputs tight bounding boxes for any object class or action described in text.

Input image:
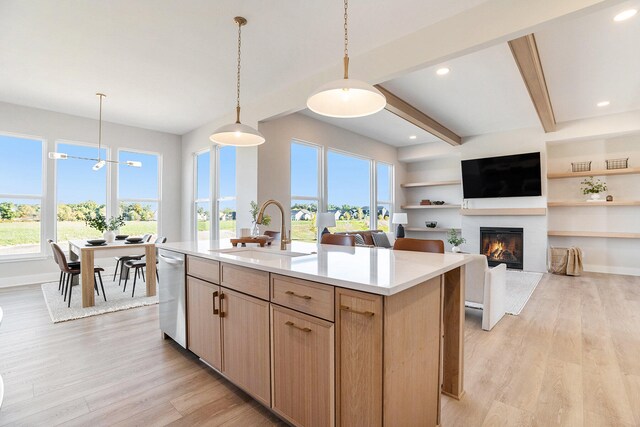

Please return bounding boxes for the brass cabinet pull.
[285,290,312,300]
[219,292,225,318]
[285,320,311,332]
[212,291,219,315]
[340,305,375,317]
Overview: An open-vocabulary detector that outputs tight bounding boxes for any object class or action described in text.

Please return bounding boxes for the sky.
[196,147,237,212]
[0,135,42,196]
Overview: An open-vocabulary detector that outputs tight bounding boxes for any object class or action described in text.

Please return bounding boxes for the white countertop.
[158,240,470,296]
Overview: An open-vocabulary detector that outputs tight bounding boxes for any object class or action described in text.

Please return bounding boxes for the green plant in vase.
[580,176,607,201]
[250,201,271,236]
[84,210,126,242]
[447,228,466,253]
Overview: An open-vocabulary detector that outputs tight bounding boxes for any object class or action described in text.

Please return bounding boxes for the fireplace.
[480,227,523,270]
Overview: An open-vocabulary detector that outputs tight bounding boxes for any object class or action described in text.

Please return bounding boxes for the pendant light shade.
[306,0,385,118]
[210,16,265,147]
[307,78,386,118]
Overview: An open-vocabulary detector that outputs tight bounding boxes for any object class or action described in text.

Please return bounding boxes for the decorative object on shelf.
[605,158,629,170]
[392,213,408,239]
[250,201,271,237]
[447,228,466,253]
[316,212,337,239]
[306,0,385,118]
[432,201,445,205]
[606,195,614,202]
[48,93,142,170]
[425,221,438,228]
[420,199,432,205]
[571,161,591,172]
[209,17,265,146]
[240,228,250,238]
[581,176,607,201]
[84,211,126,243]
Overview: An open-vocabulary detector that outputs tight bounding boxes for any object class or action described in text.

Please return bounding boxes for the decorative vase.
[590,193,601,201]
[103,230,116,243]
[452,246,461,253]
[251,221,260,237]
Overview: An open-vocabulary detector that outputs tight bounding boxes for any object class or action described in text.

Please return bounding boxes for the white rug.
[41,276,158,323]
[505,270,543,315]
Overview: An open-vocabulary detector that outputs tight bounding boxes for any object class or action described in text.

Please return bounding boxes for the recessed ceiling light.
[597,101,610,107]
[614,9,637,21]
[436,67,450,76]
[409,135,417,140]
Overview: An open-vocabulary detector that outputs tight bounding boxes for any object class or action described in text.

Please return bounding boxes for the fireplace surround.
[480,227,524,270]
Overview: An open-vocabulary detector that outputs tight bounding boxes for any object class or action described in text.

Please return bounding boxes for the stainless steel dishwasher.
[157,249,186,348]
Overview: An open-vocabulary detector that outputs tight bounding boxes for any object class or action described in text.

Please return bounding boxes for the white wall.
[0,102,182,287]
[257,113,407,234]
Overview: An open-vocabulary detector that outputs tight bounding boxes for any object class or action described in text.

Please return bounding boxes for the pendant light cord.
[97,93,105,161]
[343,0,349,79]
[236,19,242,123]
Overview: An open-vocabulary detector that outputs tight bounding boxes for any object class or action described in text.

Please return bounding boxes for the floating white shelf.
[548,201,640,207]
[548,231,640,239]
[401,204,461,210]
[401,180,461,188]
[547,167,640,179]
[405,227,460,233]
[459,208,546,216]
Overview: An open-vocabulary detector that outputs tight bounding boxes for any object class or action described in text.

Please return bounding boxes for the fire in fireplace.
[480,227,523,270]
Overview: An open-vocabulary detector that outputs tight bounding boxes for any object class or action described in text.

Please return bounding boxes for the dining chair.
[321,233,356,246]
[392,238,444,254]
[113,233,153,282]
[51,242,107,307]
[122,236,167,297]
[47,239,80,294]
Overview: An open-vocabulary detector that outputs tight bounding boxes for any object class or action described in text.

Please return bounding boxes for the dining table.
[68,239,156,308]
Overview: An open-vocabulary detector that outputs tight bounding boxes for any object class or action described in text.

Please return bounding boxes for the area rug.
[505,270,543,315]
[41,277,158,323]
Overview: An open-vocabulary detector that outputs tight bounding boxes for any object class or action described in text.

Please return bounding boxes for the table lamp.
[392,213,408,239]
[316,212,337,240]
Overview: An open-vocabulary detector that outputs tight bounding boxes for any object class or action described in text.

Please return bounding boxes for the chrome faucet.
[256,199,290,250]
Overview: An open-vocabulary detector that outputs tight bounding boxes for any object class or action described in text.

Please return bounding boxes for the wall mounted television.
[461,152,542,199]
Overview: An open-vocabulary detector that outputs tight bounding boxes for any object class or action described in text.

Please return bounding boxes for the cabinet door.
[220,288,271,406]
[186,276,222,370]
[271,305,335,427]
[336,288,383,427]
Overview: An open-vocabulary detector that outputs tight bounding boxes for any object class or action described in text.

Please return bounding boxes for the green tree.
[0,202,16,220]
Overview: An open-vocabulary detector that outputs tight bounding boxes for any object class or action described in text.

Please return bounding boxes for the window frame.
[290,139,323,241]
[193,148,213,241]
[0,131,47,261]
[116,147,162,237]
[375,161,394,232]
[214,145,237,240]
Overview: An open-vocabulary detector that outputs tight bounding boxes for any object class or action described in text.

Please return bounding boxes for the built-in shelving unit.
[405,227,460,233]
[547,167,640,179]
[459,208,547,216]
[400,180,461,188]
[548,231,640,239]
[548,201,640,207]
[401,204,461,210]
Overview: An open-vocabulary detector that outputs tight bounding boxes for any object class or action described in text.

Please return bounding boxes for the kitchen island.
[158,240,469,427]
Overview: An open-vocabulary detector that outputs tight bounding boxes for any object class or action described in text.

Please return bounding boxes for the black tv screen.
[461,152,542,199]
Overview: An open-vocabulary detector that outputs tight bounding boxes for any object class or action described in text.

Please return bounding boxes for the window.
[0,134,44,257]
[194,150,211,241]
[118,150,160,237]
[56,142,107,252]
[291,142,320,241]
[328,150,371,232]
[376,162,393,232]
[217,146,236,239]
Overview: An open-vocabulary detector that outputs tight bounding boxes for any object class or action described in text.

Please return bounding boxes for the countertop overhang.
[159,240,470,296]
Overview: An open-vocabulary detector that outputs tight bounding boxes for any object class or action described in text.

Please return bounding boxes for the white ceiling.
[0,0,489,135]
[535,1,640,122]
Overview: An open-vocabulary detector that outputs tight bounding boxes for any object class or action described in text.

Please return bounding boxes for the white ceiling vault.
[0,0,490,135]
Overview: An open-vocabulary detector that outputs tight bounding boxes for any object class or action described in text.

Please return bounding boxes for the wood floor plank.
[533,358,583,426]
[481,400,534,427]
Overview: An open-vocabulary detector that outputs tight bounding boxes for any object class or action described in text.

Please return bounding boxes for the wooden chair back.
[393,238,444,254]
[321,233,356,247]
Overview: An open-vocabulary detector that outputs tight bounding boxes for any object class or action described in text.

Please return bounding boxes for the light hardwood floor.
[0,272,639,426]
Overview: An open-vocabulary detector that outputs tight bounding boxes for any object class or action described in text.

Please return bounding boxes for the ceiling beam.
[508,34,556,132]
[374,85,462,146]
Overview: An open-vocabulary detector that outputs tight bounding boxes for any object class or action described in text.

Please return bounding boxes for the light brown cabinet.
[271,305,335,427]
[186,276,222,370]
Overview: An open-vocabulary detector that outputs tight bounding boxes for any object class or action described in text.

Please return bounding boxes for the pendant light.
[210,17,265,147]
[48,93,142,169]
[307,0,386,118]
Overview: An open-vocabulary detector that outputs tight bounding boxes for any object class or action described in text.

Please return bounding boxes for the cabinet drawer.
[271,274,334,321]
[187,256,220,284]
[221,263,269,300]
